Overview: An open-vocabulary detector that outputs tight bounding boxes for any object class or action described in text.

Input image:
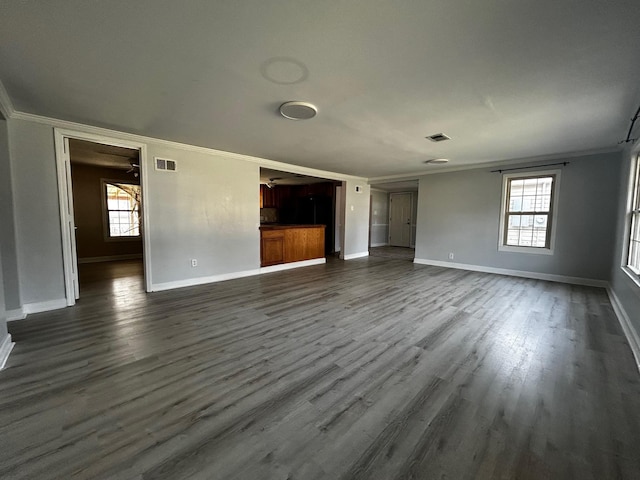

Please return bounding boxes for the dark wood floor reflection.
[369,246,415,261]
[2,258,640,479]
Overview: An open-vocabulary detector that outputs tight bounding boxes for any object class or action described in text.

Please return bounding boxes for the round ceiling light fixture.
[424,158,449,165]
[279,101,318,120]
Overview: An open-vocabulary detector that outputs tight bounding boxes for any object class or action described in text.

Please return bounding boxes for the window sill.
[622,266,640,289]
[498,245,554,256]
[104,236,142,243]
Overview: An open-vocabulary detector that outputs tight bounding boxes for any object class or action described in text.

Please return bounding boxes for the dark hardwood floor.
[2,257,640,479]
[369,246,415,261]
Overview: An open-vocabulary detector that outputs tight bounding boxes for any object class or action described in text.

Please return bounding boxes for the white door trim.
[53,128,152,303]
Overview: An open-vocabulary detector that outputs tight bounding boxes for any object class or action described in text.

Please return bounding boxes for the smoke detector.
[279,101,317,120]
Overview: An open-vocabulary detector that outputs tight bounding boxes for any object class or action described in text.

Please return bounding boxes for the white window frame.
[498,169,561,255]
[622,153,640,287]
[102,179,142,242]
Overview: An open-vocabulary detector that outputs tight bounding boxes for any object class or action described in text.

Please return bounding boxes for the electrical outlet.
[448,252,454,260]
[191,259,198,267]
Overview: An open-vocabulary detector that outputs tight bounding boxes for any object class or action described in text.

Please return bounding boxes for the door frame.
[54,128,151,305]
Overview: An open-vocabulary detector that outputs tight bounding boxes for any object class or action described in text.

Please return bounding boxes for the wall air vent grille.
[155,157,177,172]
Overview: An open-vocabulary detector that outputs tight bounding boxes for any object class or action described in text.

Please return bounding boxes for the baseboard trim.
[260,258,326,274]
[0,334,15,370]
[78,254,143,264]
[151,258,328,292]
[8,299,68,321]
[22,299,68,316]
[151,268,261,292]
[413,258,608,288]
[607,287,640,372]
[370,243,389,248]
[344,251,370,260]
[6,308,26,321]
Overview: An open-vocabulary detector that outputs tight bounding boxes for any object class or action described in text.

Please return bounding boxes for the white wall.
[415,152,621,282]
[370,189,389,247]
[342,180,370,258]
[610,143,640,336]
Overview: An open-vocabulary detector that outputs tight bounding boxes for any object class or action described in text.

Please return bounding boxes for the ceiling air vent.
[426,133,451,142]
[155,157,177,172]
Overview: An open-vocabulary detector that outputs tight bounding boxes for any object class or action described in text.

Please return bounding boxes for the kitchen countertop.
[259,224,326,230]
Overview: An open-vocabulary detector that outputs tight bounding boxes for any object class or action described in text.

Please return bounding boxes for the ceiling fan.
[126,162,140,178]
[266,177,282,189]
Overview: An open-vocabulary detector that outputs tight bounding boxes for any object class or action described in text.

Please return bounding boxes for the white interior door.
[62,137,80,300]
[389,192,412,247]
[335,185,342,252]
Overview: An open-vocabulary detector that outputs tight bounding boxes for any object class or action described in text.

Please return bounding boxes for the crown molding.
[367,146,622,184]
[0,80,15,120]
[9,110,366,183]
[4,93,621,184]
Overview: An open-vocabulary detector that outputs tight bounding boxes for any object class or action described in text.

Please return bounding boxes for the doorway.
[55,130,149,305]
[389,192,413,247]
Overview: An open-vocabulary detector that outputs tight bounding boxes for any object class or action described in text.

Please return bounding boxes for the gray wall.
[370,189,389,247]
[610,144,640,330]
[415,151,621,281]
[145,143,260,286]
[8,120,66,305]
[343,180,370,256]
[5,117,369,304]
[411,191,418,247]
[0,118,20,310]
[0,117,9,339]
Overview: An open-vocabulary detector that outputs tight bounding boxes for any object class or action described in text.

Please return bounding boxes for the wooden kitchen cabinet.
[261,229,285,266]
[260,225,325,267]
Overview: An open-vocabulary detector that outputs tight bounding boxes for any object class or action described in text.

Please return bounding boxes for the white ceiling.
[371,180,419,193]
[1,1,639,179]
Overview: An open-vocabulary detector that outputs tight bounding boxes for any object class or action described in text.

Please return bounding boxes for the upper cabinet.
[260,182,337,208]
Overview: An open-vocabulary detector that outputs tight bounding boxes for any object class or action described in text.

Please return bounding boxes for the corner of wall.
[0,333,15,370]
[607,286,640,372]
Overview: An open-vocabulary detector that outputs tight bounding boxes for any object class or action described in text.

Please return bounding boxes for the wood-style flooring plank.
[1,257,639,479]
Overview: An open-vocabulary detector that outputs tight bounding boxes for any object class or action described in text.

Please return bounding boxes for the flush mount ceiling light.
[424,158,450,165]
[279,101,317,120]
[426,133,451,142]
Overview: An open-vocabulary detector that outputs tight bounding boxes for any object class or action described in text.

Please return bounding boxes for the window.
[104,181,141,238]
[628,157,640,275]
[498,170,560,254]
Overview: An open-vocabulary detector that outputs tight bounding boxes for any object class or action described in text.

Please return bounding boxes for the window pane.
[509,196,522,212]
[105,183,141,237]
[504,199,550,248]
[534,215,548,229]
[630,213,640,272]
[538,194,551,211]
[503,175,555,249]
[522,196,537,211]
[506,229,520,245]
[522,179,538,195]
